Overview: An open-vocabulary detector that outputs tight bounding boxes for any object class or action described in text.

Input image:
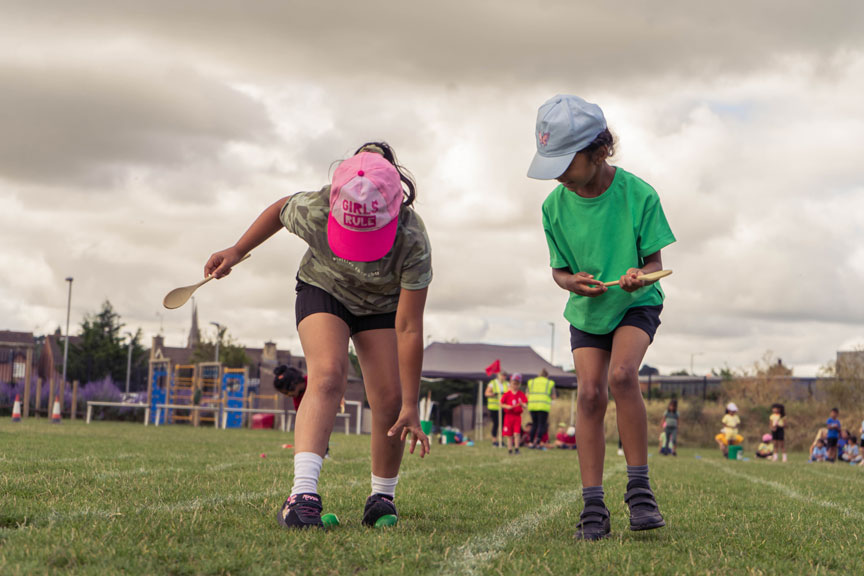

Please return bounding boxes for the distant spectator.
[809,428,828,458]
[837,429,850,460]
[860,417,864,450]
[841,433,862,464]
[809,439,828,463]
[769,403,787,463]
[859,420,864,448]
[485,371,509,446]
[715,402,743,457]
[500,373,527,455]
[826,408,841,462]
[755,433,774,459]
[555,425,577,450]
[661,400,678,456]
[521,422,548,448]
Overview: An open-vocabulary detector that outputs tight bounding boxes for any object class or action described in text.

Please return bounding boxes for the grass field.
[2,420,863,575]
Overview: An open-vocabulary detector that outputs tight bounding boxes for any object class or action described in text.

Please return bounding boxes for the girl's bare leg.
[609,327,652,467]
[609,326,651,466]
[294,314,351,456]
[352,328,404,478]
[573,347,611,487]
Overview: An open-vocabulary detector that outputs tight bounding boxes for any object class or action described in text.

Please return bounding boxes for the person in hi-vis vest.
[527,369,557,448]
[485,371,509,446]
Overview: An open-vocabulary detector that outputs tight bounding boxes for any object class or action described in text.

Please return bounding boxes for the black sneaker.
[575,500,611,541]
[514,448,520,455]
[278,493,324,529]
[362,494,398,527]
[624,480,665,531]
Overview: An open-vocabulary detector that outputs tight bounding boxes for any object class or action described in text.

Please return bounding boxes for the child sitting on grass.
[809,439,828,462]
[555,425,577,450]
[841,431,862,464]
[755,434,774,459]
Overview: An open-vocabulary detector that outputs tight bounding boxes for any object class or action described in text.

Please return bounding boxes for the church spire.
[187,298,201,349]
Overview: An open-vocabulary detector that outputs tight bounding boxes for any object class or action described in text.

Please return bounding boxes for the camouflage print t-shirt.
[280,186,433,316]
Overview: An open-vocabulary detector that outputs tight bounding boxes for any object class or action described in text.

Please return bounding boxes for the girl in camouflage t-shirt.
[205,142,432,529]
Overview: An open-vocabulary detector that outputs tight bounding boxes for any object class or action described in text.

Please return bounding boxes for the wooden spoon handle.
[603,269,672,287]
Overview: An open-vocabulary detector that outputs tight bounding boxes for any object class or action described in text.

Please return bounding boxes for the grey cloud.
[0,63,272,188]
[4,1,863,90]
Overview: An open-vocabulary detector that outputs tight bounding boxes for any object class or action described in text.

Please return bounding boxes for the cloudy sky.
[2,1,863,376]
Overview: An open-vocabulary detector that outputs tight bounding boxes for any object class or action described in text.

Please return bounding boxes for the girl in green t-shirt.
[528,95,676,540]
[205,142,432,530]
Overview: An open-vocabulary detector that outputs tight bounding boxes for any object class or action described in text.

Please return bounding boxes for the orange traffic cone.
[12,394,22,422]
[51,396,62,424]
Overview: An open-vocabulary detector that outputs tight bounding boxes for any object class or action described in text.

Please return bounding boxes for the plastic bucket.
[441,429,458,444]
[420,420,433,435]
[728,445,742,460]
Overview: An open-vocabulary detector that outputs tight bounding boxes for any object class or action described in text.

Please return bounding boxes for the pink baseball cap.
[327,152,403,262]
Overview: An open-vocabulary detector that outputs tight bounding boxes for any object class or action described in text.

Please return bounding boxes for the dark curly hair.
[580,128,616,162]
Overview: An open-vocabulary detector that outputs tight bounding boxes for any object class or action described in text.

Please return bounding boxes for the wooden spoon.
[602,269,672,287]
[162,253,251,309]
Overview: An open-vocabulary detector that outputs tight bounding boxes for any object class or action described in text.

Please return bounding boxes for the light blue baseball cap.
[527,95,607,180]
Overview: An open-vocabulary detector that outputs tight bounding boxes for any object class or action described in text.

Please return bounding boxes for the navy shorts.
[826,437,838,448]
[295,279,396,336]
[772,427,785,442]
[570,305,663,352]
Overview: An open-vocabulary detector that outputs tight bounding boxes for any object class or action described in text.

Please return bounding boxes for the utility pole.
[125,332,134,395]
[210,322,222,363]
[61,277,74,389]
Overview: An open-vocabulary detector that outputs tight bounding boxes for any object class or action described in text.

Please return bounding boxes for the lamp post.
[548,322,555,366]
[61,277,73,389]
[125,332,134,395]
[210,322,222,363]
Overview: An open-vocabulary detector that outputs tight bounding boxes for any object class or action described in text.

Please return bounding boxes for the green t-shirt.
[541,168,676,334]
[280,187,433,316]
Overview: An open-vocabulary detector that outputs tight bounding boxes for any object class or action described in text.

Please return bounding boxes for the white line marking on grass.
[704,460,864,521]
[440,463,625,576]
[441,489,580,576]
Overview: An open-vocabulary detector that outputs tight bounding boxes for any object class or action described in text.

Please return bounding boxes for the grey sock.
[627,464,650,485]
[582,485,605,504]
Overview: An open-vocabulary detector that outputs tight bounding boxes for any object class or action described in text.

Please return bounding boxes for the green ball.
[321,513,340,528]
[374,514,398,528]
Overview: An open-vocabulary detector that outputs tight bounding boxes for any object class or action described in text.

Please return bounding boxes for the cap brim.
[327,214,397,262]
[527,151,575,180]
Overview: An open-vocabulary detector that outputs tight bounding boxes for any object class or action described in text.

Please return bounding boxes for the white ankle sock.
[371,474,399,497]
[290,452,324,496]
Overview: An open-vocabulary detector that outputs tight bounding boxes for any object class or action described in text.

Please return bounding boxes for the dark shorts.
[826,437,838,448]
[860,437,864,448]
[772,427,785,441]
[570,305,663,351]
[295,279,396,336]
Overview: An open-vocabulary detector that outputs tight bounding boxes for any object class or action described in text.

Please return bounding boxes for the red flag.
[485,359,501,377]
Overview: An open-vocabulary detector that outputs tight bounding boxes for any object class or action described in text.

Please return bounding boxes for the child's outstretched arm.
[205,196,290,279]
[387,287,432,458]
[619,251,664,293]
[551,268,607,297]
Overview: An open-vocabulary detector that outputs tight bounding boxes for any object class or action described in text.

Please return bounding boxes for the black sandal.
[624,481,665,531]
[575,500,611,541]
